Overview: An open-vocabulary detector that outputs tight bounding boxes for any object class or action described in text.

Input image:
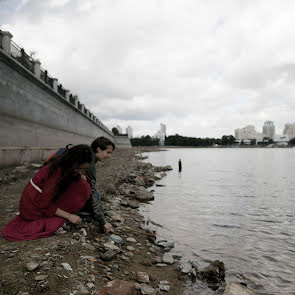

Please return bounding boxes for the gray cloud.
[1,0,295,137]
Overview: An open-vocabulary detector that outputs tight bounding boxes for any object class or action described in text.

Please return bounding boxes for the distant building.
[273,134,289,143]
[126,126,133,138]
[156,123,166,146]
[235,125,264,141]
[283,123,295,140]
[263,121,275,139]
[116,125,122,134]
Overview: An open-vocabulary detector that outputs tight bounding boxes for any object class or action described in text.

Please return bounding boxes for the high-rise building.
[263,121,275,139]
[126,126,133,138]
[116,125,122,134]
[156,123,166,146]
[235,125,264,141]
[283,123,295,140]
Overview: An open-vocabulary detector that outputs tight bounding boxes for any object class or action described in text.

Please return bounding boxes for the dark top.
[84,152,106,227]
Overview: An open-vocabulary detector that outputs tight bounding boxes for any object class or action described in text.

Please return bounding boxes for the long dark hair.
[45,144,92,197]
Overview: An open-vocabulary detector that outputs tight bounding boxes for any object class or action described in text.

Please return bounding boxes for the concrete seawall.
[0,31,130,167]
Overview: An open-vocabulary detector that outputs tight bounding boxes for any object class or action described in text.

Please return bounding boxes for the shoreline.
[0,148,184,295]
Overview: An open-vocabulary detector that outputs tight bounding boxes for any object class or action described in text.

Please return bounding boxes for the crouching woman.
[1,144,92,241]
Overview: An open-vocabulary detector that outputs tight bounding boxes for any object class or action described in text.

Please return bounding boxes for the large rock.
[97,279,136,295]
[224,282,257,295]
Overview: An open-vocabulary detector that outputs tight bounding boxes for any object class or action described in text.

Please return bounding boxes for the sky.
[1,0,295,138]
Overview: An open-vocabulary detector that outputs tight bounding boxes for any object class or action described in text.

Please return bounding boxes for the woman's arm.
[55,208,82,224]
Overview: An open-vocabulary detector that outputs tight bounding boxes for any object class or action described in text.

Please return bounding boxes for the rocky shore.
[0,148,185,295]
[0,148,257,295]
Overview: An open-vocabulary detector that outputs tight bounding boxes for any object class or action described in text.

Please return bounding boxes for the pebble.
[156,263,168,267]
[136,272,149,283]
[140,283,157,295]
[162,253,174,264]
[109,234,123,246]
[80,228,87,236]
[127,246,135,251]
[126,237,137,243]
[103,242,120,251]
[26,262,39,271]
[34,274,48,281]
[100,250,117,261]
[86,283,95,289]
[82,243,96,251]
[61,263,73,271]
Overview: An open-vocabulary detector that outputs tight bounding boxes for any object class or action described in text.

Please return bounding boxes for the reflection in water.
[139,148,295,295]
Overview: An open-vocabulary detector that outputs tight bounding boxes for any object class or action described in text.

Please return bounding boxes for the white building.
[235,125,264,141]
[116,125,122,134]
[263,121,275,139]
[273,134,289,143]
[283,123,295,140]
[126,126,133,138]
[156,123,166,146]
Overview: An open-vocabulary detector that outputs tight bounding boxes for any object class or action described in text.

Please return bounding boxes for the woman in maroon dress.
[1,144,92,241]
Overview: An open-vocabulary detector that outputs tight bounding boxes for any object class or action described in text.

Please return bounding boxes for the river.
[139,148,295,295]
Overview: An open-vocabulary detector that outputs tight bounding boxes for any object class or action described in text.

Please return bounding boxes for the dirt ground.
[0,148,184,295]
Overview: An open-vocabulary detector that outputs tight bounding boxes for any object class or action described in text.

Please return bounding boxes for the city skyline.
[1,1,295,137]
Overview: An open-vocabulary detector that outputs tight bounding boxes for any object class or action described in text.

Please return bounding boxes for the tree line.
[130,134,236,147]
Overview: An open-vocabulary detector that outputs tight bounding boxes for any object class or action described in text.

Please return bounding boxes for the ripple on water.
[212,223,242,229]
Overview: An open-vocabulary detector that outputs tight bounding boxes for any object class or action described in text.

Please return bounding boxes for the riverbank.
[0,148,184,295]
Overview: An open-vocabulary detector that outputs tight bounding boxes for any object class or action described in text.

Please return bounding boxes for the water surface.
[139,148,295,294]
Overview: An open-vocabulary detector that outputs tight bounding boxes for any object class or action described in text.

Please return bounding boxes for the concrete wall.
[0,47,116,167]
[114,135,132,149]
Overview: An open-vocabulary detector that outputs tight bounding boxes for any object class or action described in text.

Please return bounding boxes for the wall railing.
[0,30,112,136]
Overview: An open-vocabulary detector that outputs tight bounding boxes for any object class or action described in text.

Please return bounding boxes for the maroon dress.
[1,165,91,241]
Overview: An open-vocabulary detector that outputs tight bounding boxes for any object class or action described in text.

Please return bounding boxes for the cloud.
[1,0,295,137]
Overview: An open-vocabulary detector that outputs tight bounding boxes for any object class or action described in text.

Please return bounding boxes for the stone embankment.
[0,148,257,295]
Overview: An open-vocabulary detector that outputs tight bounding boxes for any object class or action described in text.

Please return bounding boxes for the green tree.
[250,139,256,145]
[112,127,119,135]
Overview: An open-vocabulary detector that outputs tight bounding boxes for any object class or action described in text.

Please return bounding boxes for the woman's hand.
[81,174,87,181]
[67,214,82,224]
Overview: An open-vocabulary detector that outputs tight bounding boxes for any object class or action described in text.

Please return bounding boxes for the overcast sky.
[1,0,295,137]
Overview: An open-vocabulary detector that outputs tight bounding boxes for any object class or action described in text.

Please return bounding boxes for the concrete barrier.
[0,30,128,167]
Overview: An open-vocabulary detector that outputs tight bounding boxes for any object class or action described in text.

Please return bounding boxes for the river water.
[139,148,295,295]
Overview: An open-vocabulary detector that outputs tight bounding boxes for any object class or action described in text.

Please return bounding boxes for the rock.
[109,234,123,247]
[156,263,168,267]
[140,283,156,295]
[224,282,257,295]
[126,246,135,251]
[78,285,90,294]
[133,187,154,202]
[97,279,136,295]
[162,253,174,264]
[34,275,48,281]
[100,250,117,261]
[179,262,192,274]
[103,242,121,251]
[25,262,39,271]
[31,163,42,168]
[86,283,95,289]
[80,228,87,236]
[82,243,96,251]
[158,280,170,292]
[156,241,174,249]
[61,262,73,271]
[189,260,199,271]
[126,237,137,243]
[199,260,225,281]
[109,213,125,222]
[136,272,149,283]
